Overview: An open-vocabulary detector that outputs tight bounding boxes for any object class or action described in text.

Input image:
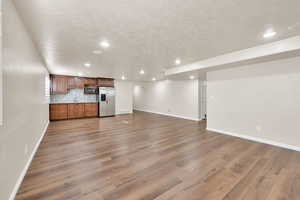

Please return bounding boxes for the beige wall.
[115,80,133,115]
[0,0,3,126]
[207,56,300,150]
[133,80,199,121]
[0,1,49,199]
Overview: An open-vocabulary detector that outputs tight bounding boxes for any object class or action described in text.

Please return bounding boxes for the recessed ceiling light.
[84,63,91,67]
[263,30,277,38]
[93,50,102,54]
[100,40,110,48]
[189,75,195,80]
[175,58,181,65]
[152,77,156,81]
[140,69,145,75]
[121,75,126,80]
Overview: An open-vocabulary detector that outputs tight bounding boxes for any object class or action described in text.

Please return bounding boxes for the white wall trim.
[134,109,201,121]
[9,120,50,200]
[207,128,300,152]
[116,111,133,115]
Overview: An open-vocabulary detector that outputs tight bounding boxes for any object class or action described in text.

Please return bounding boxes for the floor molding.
[207,128,300,152]
[116,110,133,115]
[134,109,201,121]
[9,120,50,200]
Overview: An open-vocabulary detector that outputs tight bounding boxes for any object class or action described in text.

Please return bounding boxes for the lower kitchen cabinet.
[84,103,98,117]
[50,103,99,120]
[50,104,68,120]
[68,103,85,119]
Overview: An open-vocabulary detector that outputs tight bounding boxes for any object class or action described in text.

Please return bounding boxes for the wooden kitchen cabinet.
[50,103,99,120]
[84,78,97,86]
[50,104,68,120]
[68,77,85,89]
[50,75,115,92]
[84,103,98,117]
[68,104,85,119]
[97,78,114,87]
[51,75,68,94]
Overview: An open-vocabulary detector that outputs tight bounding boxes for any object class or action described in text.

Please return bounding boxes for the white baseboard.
[134,109,201,121]
[116,110,133,115]
[207,128,300,152]
[9,120,50,200]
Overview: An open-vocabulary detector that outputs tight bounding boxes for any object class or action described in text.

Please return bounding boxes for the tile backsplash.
[50,89,98,103]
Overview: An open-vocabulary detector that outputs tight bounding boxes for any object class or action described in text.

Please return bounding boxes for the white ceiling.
[12,0,300,80]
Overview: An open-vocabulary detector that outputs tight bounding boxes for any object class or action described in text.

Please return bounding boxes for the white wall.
[0,1,3,126]
[115,80,133,115]
[207,56,300,150]
[0,1,49,199]
[199,80,207,120]
[133,79,199,121]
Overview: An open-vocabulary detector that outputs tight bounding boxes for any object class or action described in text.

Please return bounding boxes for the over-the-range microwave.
[84,87,98,94]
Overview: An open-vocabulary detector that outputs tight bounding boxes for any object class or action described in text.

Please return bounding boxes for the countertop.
[50,101,98,104]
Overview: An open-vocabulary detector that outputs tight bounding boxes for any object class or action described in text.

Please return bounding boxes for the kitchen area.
[50,75,116,120]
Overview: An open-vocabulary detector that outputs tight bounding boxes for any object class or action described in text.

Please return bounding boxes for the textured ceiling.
[12,0,300,80]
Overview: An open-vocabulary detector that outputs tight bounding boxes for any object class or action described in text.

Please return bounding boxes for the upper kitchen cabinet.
[51,75,68,94]
[98,78,114,87]
[84,78,97,86]
[50,75,115,93]
[68,76,85,89]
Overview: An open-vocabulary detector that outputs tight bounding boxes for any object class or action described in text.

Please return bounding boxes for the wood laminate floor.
[16,111,300,200]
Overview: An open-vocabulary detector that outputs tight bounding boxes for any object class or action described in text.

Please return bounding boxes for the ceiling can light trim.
[263,30,277,38]
[84,63,91,67]
[175,58,181,65]
[140,69,145,75]
[100,40,110,48]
